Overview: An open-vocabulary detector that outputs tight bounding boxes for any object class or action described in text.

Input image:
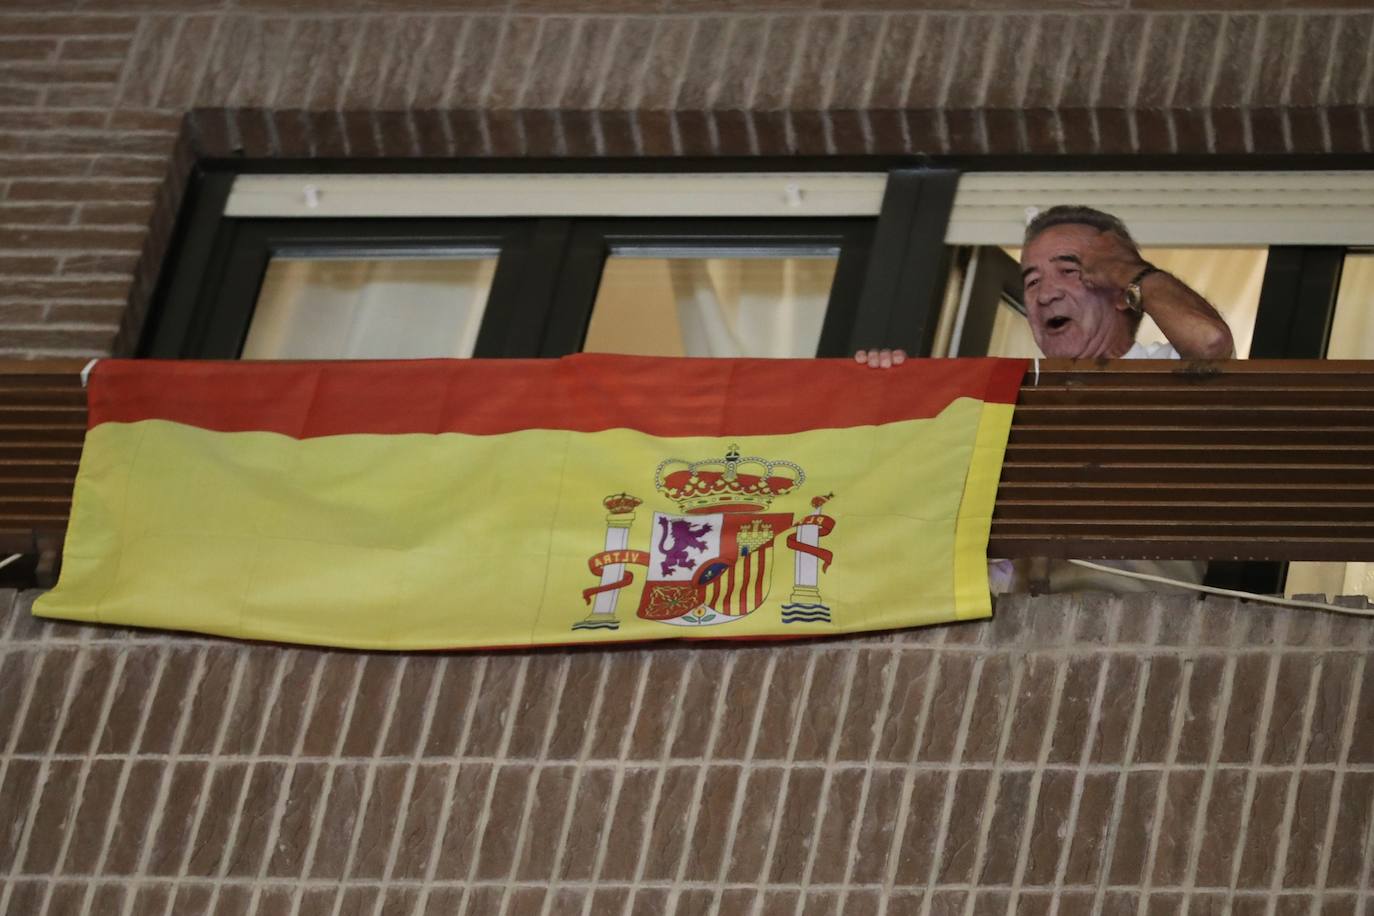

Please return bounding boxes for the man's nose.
[1032,278,1063,308]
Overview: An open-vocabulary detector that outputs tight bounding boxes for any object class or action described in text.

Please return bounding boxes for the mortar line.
[8,630,95,915]
[835,642,903,915]
[456,656,532,916]
[1310,651,1367,915]
[199,650,289,916]
[665,652,739,914]
[922,653,990,916]
[792,649,863,916]
[413,655,491,916]
[1006,612,1077,916]
[965,639,1029,916]
[580,654,654,916]
[876,638,946,916]
[42,646,130,909]
[539,654,614,916]
[497,655,573,916]
[1090,605,1159,916]
[371,656,451,916]
[74,645,172,916]
[1134,610,1205,916]
[707,653,780,915]
[289,655,368,912]
[1224,616,1289,908]
[1266,648,1327,916]
[119,646,215,916]
[326,656,411,916]
[1178,605,1242,916]
[742,651,821,916]
[621,654,700,916]
[1048,634,1113,914]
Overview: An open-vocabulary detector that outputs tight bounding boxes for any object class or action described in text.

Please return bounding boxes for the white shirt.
[1122,340,1180,359]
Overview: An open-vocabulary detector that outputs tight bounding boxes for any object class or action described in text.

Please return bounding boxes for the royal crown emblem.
[654,443,805,514]
[574,443,837,633]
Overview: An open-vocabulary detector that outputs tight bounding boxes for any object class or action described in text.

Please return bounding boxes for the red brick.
[752,650,810,760]
[1064,772,1118,885]
[968,770,1029,885]
[473,763,534,879]
[960,652,1012,762]
[20,758,81,873]
[1283,770,1334,888]
[1107,770,1160,886]
[220,762,286,877]
[462,654,525,757]
[53,647,117,753]
[103,759,164,874]
[1006,655,1058,762]
[308,763,366,879]
[388,763,450,880]
[430,762,493,879]
[136,646,200,754]
[351,763,411,878]
[58,758,120,873]
[1195,769,1248,887]
[917,653,976,762]
[264,761,328,878]
[146,760,209,876]
[1133,655,1183,762]
[1265,655,1317,764]
[1151,770,1204,886]
[640,764,699,879]
[514,764,575,880]
[556,765,617,880]
[723,766,784,883]
[1221,655,1274,762]
[1175,655,1226,763]
[59,36,128,60]
[874,650,933,762]
[1306,655,1358,763]
[339,655,402,757]
[14,647,78,753]
[1232,769,1293,884]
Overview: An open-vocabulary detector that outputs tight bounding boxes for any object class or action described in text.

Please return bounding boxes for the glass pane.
[241,254,498,360]
[987,246,1268,358]
[1322,252,1374,359]
[582,253,838,358]
[1288,251,1374,599]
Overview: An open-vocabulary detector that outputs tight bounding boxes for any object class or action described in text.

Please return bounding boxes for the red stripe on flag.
[738,553,752,615]
[88,355,1028,438]
[755,545,767,608]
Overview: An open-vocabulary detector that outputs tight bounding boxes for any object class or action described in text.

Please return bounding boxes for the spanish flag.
[35,355,1026,650]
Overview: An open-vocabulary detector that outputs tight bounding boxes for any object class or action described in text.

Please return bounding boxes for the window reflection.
[582,252,838,358]
[242,254,498,360]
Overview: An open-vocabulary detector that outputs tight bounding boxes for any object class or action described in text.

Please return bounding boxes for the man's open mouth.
[1046,316,1072,331]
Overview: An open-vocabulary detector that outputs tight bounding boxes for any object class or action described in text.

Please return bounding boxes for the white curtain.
[241,257,497,360]
[666,258,833,358]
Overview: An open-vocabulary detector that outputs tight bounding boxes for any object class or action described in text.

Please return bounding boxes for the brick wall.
[1,3,1373,358]
[5,4,1374,913]
[1,588,1370,914]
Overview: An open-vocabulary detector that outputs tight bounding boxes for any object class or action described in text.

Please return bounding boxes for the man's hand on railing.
[854,348,907,368]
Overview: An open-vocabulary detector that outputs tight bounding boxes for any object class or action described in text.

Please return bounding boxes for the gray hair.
[1024,204,1141,254]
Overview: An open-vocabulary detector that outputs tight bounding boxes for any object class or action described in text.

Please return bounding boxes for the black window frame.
[142,161,961,362]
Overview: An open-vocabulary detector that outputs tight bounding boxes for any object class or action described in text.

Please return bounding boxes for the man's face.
[1020,223,1133,358]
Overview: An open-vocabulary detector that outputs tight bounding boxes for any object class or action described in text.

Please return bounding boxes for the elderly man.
[856,205,1234,593]
[856,204,1233,366]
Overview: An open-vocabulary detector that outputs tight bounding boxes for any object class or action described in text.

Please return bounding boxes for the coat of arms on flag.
[574,444,836,632]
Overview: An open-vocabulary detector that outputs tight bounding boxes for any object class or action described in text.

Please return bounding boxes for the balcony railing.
[5,359,1374,582]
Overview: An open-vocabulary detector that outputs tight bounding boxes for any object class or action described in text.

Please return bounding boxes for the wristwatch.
[1124,265,1160,311]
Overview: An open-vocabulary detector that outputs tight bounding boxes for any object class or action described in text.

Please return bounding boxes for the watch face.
[1124,284,1142,310]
